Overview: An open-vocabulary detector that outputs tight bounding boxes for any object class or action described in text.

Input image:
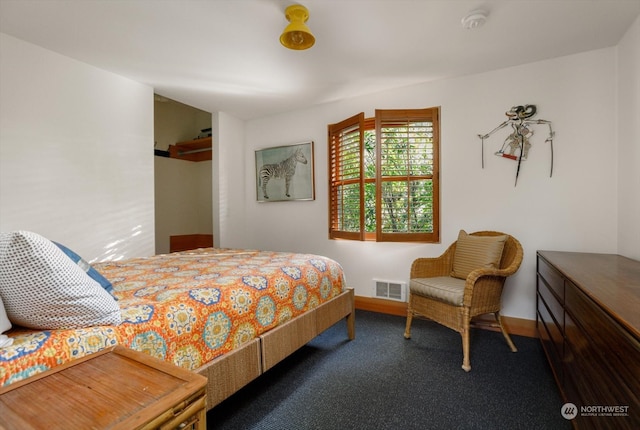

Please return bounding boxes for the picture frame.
[255,141,315,202]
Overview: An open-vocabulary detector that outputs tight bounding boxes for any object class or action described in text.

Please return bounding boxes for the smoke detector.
[461,9,488,29]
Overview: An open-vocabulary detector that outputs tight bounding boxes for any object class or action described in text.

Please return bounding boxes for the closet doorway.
[154,94,213,254]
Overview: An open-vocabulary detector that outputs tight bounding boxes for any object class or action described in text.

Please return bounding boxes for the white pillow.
[0,231,121,330]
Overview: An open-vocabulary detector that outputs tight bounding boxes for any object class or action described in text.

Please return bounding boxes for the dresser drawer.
[565,280,640,393]
[537,256,564,302]
[565,320,619,402]
[537,277,564,331]
[537,292,563,355]
[564,323,639,430]
[536,308,563,387]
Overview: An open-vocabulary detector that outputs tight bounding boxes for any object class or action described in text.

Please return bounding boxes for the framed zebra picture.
[255,141,315,202]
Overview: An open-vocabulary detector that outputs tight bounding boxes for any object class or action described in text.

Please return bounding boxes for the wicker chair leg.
[404,310,413,339]
[461,327,471,372]
[495,312,517,352]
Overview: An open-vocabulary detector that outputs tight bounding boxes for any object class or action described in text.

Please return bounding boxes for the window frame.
[328,107,440,243]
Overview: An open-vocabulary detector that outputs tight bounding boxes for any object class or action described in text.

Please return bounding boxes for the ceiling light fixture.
[461,9,488,30]
[280,4,315,50]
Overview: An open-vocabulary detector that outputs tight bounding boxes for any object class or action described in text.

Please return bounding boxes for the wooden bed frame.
[196,288,355,410]
[0,238,354,410]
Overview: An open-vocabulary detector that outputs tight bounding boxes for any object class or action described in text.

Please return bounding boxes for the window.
[328,108,440,242]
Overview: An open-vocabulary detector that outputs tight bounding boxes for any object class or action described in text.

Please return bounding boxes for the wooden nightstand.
[0,345,207,429]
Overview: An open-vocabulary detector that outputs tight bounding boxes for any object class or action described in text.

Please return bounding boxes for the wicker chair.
[403,230,523,371]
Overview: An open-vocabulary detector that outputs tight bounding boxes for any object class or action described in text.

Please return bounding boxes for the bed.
[0,231,355,410]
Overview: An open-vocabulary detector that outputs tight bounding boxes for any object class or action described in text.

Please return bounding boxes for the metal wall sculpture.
[478,105,554,185]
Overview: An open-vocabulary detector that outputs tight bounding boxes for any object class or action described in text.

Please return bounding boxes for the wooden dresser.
[536,251,639,429]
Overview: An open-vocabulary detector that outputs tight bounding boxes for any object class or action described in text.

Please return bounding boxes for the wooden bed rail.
[197,288,355,410]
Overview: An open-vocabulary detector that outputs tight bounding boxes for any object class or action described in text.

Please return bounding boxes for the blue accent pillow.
[53,242,117,300]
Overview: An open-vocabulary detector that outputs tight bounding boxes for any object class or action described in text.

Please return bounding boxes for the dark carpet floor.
[207,310,571,430]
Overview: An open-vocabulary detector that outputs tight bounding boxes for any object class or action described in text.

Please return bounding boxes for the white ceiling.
[1,0,639,120]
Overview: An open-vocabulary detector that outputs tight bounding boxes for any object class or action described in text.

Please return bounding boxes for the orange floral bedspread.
[0,248,347,388]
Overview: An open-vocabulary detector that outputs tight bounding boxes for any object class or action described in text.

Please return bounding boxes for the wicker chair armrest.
[411,253,455,279]
[466,266,513,284]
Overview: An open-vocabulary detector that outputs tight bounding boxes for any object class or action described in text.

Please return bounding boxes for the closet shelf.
[168,136,212,162]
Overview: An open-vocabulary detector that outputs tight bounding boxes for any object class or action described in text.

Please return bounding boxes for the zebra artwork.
[259,147,308,199]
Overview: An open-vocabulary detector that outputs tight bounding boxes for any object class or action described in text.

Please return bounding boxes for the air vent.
[373,279,406,302]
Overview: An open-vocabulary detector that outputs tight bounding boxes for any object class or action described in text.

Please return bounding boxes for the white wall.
[214,112,248,248]
[617,16,640,260]
[0,33,155,261]
[230,47,622,321]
